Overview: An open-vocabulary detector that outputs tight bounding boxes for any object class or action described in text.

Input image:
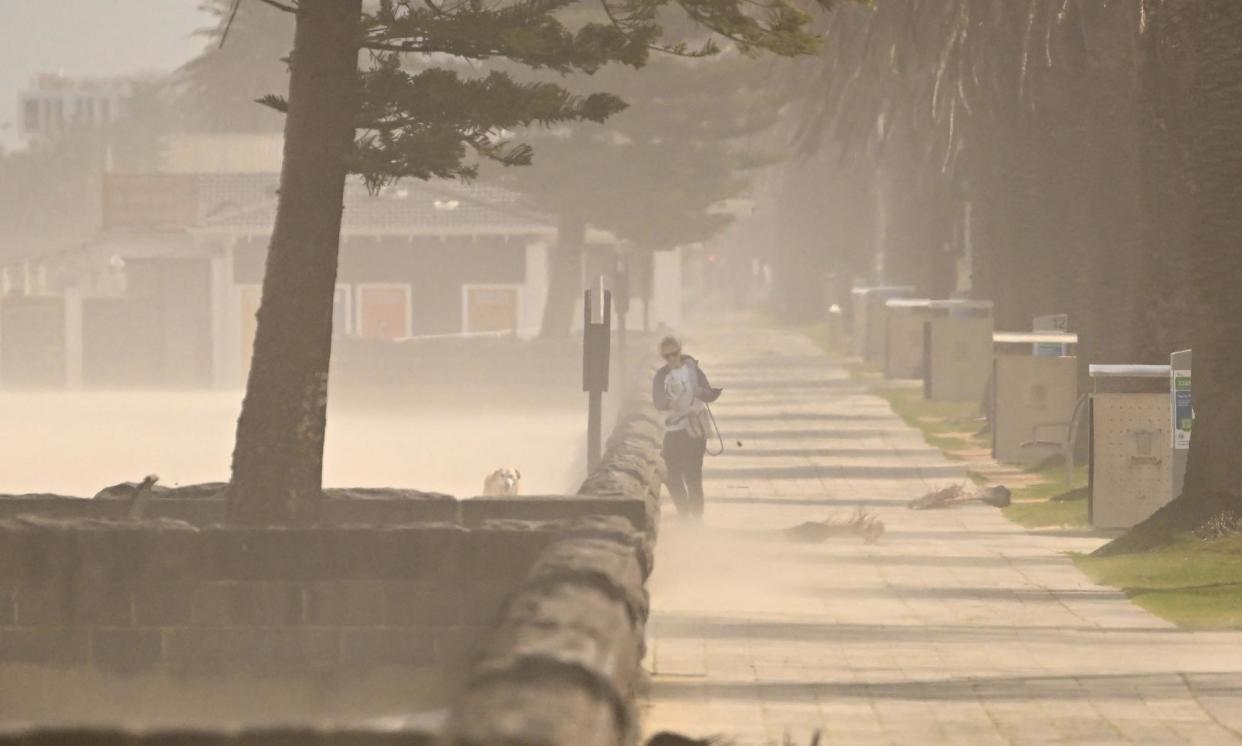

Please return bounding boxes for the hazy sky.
[0,0,209,149]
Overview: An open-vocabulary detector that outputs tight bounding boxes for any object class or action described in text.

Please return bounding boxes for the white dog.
[482,466,522,497]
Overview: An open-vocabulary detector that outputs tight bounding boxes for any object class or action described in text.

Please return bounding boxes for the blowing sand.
[0,385,602,498]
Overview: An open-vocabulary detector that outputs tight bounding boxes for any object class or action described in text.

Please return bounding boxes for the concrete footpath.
[641,324,1242,745]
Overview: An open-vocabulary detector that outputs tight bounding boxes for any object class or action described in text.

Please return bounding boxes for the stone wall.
[0,490,652,533]
[579,403,666,526]
[0,731,433,745]
[0,515,647,676]
[0,384,667,744]
[441,388,666,745]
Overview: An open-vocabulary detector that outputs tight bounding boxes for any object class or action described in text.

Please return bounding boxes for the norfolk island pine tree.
[490,50,789,337]
[221,0,838,525]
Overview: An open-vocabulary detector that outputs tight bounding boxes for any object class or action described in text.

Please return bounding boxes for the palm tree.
[1105,0,1242,551]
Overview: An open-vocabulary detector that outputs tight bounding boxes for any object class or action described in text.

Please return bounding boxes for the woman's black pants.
[662,429,707,517]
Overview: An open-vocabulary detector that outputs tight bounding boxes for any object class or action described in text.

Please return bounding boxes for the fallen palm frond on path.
[647,730,823,745]
[908,483,1011,510]
[782,509,885,544]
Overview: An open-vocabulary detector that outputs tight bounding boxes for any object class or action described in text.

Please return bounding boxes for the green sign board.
[1172,369,1192,450]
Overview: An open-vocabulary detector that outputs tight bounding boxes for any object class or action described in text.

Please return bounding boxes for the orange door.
[358,286,410,340]
[466,287,518,334]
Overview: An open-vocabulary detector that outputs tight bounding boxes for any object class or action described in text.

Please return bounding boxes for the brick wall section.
[0,517,626,675]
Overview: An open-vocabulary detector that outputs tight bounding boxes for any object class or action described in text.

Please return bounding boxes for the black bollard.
[583,282,612,471]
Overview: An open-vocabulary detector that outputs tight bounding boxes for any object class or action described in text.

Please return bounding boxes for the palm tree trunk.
[227,0,361,526]
[539,211,585,338]
[1098,0,1242,553]
[1131,0,1196,363]
[1176,0,1242,511]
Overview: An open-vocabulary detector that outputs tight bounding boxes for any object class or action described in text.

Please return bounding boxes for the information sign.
[1033,313,1069,357]
[1172,369,1192,449]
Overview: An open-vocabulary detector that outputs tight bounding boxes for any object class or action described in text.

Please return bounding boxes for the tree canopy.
[222,0,835,524]
[493,50,788,251]
[215,0,830,186]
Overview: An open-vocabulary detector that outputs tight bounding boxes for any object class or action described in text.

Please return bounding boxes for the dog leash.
[703,402,725,457]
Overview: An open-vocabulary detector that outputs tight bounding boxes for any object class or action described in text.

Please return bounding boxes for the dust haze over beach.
[0,387,590,498]
[12,0,1242,742]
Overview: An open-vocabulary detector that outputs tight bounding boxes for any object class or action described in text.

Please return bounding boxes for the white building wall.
[519,240,548,339]
[64,288,83,390]
[162,133,285,174]
[210,243,243,388]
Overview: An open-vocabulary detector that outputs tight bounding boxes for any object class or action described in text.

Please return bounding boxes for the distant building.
[2,172,562,387]
[199,175,562,385]
[17,74,132,140]
[0,134,683,389]
[161,133,285,174]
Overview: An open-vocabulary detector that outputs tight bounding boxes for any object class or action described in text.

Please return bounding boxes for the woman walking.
[652,336,722,519]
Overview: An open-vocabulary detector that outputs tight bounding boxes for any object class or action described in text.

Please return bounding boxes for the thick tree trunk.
[967,120,1045,331]
[881,168,958,299]
[227,0,361,526]
[1131,0,1196,363]
[771,162,832,321]
[539,211,586,338]
[1097,0,1242,554]
[1171,0,1242,508]
[1065,0,1147,394]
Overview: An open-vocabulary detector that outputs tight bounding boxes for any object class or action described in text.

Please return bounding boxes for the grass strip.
[867,346,1239,624]
[1002,468,1089,529]
[803,321,1086,527]
[803,322,1242,628]
[1075,535,1242,628]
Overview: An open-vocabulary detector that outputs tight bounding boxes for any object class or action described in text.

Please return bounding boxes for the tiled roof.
[197,174,555,237]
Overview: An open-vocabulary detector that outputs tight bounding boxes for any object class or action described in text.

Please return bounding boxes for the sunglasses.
[662,350,681,360]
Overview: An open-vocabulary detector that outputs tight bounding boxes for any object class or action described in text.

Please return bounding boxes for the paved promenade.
[641,324,1242,745]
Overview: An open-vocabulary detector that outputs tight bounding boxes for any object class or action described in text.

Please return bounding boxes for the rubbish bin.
[884,298,934,379]
[922,301,994,402]
[991,331,1080,466]
[1088,364,1175,529]
[850,285,914,361]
